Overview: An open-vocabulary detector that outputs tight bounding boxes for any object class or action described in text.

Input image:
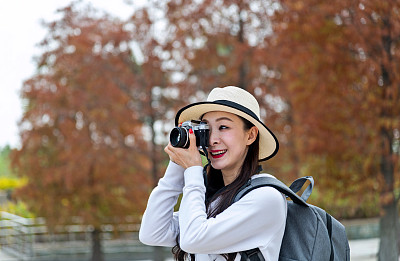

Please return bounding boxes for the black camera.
[170,120,210,148]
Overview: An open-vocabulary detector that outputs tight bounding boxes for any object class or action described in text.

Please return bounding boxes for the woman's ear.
[246,126,259,146]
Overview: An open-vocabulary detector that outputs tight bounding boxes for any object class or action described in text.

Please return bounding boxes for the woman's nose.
[209,131,220,146]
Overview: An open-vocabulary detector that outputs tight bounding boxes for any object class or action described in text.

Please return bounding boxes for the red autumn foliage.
[11,4,151,228]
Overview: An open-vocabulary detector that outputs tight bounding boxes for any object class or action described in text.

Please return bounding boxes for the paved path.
[0,249,17,261]
[350,238,378,261]
[0,238,383,261]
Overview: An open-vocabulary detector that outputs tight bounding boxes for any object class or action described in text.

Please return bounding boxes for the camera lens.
[170,127,189,148]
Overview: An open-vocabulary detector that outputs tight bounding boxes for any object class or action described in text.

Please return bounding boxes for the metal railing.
[0,211,171,261]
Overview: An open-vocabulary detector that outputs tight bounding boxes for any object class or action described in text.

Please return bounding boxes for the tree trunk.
[377,16,399,258]
[379,201,399,261]
[378,127,399,261]
[237,3,247,91]
[91,228,104,261]
[150,107,165,261]
[286,101,301,180]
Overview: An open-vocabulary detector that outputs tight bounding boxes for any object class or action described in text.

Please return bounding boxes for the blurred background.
[0,0,399,260]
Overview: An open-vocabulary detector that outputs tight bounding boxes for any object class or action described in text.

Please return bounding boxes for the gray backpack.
[233,176,350,261]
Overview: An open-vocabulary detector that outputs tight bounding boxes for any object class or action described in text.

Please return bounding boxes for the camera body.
[170,120,210,148]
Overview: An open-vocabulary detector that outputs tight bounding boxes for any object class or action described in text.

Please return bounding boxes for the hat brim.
[175,100,279,161]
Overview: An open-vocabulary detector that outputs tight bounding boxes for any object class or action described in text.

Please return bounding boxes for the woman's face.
[202,111,258,184]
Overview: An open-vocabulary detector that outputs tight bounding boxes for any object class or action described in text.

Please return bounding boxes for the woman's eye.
[219,125,228,130]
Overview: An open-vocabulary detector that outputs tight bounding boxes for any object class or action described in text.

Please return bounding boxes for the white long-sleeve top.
[139,161,287,261]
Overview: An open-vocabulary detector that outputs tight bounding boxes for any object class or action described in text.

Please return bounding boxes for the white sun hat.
[174,86,279,161]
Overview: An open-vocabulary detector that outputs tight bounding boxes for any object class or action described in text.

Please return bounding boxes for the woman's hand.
[164,129,203,169]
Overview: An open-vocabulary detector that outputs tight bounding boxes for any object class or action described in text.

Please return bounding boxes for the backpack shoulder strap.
[288,176,314,201]
[240,248,265,261]
[233,176,309,206]
[234,176,310,261]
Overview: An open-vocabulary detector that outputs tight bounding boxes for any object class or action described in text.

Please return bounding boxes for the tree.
[266,0,400,259]
[144,0,293,178]
[11,3,151,261]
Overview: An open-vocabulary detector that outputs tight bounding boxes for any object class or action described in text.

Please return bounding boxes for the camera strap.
[199,142,209,189]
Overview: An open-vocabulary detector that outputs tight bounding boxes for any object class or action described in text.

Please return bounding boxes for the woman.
[139,86,287,261]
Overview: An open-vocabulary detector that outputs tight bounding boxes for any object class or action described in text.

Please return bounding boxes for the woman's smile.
[209,149,227,158]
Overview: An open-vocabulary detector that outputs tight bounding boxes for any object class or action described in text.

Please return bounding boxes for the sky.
[0,0,142,149]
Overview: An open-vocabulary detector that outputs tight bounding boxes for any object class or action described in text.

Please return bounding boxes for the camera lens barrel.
[170,127,189,148]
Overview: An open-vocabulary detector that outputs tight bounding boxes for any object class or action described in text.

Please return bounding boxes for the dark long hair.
[172,118,260,261]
